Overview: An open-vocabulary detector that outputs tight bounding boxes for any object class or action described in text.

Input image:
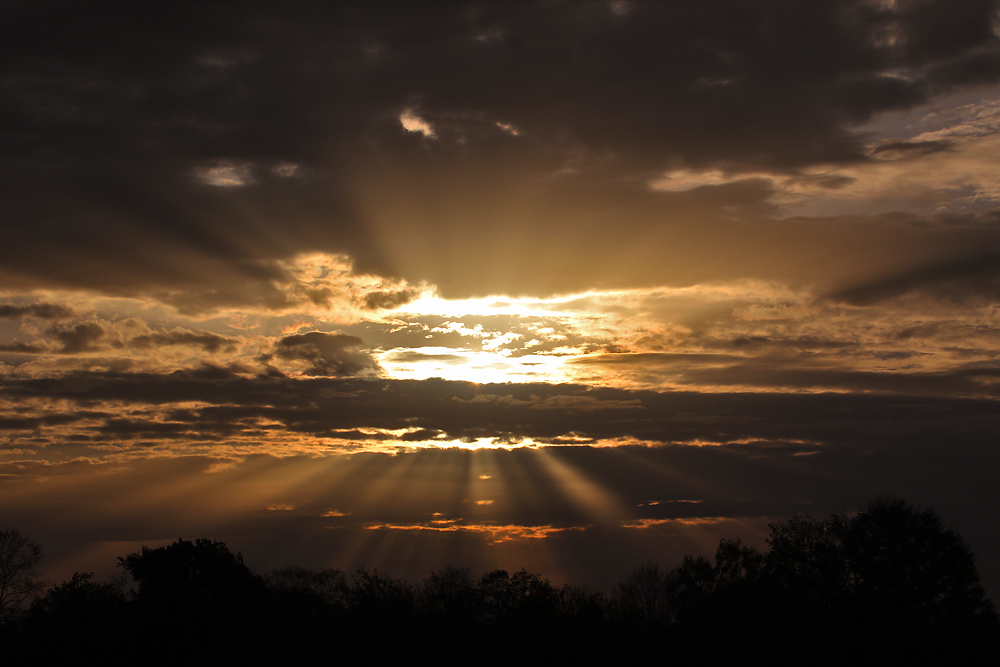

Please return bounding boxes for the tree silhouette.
[1,497,995,661]
[713,538,765,588]
[21,572,127,658]
[0,528,43,616]
[842,497,993,624]
[118,538,265,609]
[117,538,268,656]
[609,500,999,661]
[266,565,347,610]
[764,497,999,661]
[478,568,559,629]
[614,562,672,630]
[418,566,479,626]
[766,510,852,619]
[262,566,349,658]
[30,571,125,622]
[347,567,415,623]
[555,583,607,628]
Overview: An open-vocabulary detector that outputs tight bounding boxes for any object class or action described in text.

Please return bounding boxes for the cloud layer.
[3,1,1000,298]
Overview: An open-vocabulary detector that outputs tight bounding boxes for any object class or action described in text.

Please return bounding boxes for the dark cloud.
[727,335,858,351]
[0,341,45,354]
[572,352,743,367]
[386,350,467,364]
[150,260,337,315]
[129,330,236,353]
[786,172,857,189]
[2,1,999,297]
[573,350,1000,396]
[398,428,445,442]
[927,48,1000,88]
[872,139,956,159]
[828,249,1000,305]
[0,303,74,319]
[52,322,105,353]
[3,371,999,452]
[677,362,1000,397]
[362,288,419,311]
[272,332,382,377]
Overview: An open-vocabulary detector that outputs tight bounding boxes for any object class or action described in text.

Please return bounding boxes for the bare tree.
[0,528,43,615]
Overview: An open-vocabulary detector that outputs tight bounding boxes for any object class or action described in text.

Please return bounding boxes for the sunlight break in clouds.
[4,0,1000,602]
[4,269,999,395]
[365,520,585,544]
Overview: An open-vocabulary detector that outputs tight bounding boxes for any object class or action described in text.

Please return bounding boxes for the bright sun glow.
[398,289,634,319]
[378,346,570,384]
[376,289,640,384]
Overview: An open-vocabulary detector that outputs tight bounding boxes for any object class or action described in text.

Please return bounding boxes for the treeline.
[2,497,998,663]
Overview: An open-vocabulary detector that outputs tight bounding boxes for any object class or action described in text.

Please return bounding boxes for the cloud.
[622,517,731,529]
[365,519,585,544]
[194,160,255,187]
[271,332,383,377]
[872,139,956,159]
[52,322,105,353]
[384,349,468,364]
[2,2,1000,299]
[398,428,444,442]
[0,303,74,320]
[3,372,1000,457]
[362,288,419,311]
[129,330,237,353]
[1,273,994,400]
[828,249,1000,304]
[398,109,436,139]
[144,253,423,317]
[676,362,1000,397]
[527,395,644,411]
[0,341,45,354]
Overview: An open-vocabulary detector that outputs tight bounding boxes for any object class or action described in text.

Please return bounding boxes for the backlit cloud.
[270,332,383,377]
[366,520,586,544]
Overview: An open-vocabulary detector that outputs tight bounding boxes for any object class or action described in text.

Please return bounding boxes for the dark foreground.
[2,498,997,664]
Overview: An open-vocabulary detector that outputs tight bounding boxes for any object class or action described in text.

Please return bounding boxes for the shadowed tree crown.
[765,496,997,630]
[117,538,265,612]
[0,528,43,616]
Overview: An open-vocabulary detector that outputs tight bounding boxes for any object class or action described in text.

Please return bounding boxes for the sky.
[2,0,1000,596]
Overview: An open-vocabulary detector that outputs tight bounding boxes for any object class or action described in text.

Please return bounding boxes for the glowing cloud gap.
[622,517,733,528]
[364,521,586,544]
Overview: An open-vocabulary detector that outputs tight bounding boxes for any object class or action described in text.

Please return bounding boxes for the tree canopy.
[0,528,43,616]
[1,498,997,662]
